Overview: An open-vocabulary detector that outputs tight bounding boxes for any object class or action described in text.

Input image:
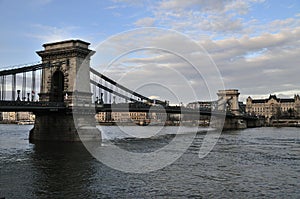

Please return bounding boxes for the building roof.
[252,99,266,103]
[280,98,294,103]
[251,94,295,104]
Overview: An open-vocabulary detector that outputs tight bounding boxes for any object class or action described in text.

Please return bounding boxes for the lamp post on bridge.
[16,90,20,101]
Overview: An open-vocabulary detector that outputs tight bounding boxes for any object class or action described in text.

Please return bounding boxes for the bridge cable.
[98,79,102,102]
[92,74,96,103]
[90,79,139,103]
[0,76,3,100]
[109,84,112,104]
[31,70,36,101]
[0,63,45,76]
[2,76,6,100]
[90,67,161,104]
[0,77,1,100]
[12,73,16,101]
[0,76,2,100]
[22,72,26,101]
[103,80,106,103]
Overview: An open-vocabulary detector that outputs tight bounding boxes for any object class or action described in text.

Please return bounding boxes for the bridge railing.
[0,100,65,107]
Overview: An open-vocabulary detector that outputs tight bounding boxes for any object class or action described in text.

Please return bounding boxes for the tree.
[275,106,282,119]
[287,108,294,118]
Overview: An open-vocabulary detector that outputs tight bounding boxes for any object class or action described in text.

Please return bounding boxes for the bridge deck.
[0,100,259,122]
[0,101,66,112]
[0,101,228,116]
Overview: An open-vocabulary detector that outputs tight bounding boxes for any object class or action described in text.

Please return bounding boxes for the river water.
[0,124,299,198]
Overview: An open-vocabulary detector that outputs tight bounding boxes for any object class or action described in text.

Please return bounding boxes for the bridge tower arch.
[50,70,64,102]
[30,40,100,142]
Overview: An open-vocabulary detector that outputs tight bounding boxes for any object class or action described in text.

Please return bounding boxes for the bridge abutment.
[30,113,78,142]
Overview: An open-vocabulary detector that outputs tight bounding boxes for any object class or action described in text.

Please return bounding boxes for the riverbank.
[269,119,300,127]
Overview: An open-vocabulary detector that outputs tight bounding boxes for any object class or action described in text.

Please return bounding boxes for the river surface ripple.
[0,125,299,198]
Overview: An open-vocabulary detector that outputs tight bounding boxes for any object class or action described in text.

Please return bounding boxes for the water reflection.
[31,142,97,198]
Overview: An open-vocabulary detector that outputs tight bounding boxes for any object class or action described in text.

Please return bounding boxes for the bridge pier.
[210,116,247,130]
[29,112,101,142]
[223,117,247,130]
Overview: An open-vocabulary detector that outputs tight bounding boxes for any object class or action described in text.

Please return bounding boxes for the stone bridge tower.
[37,40,94,104]
[217,89,241,115]
[295,94,300,117]
[214,89,248,130]
[30,40,100,142]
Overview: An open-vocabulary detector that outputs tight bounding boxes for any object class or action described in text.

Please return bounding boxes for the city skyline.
[0,0,299,103]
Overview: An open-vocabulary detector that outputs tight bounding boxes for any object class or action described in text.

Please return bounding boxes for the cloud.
[92,29,227,102]
[262,68,283,74]
[104,0,300,102]
[134,17,155,27]
[111,0,280,38]
[123,0,300,40]
[97,23,300,102]
[105,5,119,9]
[27,24,79,43]
[203,28,300,97]
[148,0,266,37]
[111,0,146,7]
[158,0,231,12]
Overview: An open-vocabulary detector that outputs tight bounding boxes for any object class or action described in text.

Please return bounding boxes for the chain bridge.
[0,40,261,142]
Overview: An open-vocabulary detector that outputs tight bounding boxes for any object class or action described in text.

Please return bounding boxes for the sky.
[0,0,299,103]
